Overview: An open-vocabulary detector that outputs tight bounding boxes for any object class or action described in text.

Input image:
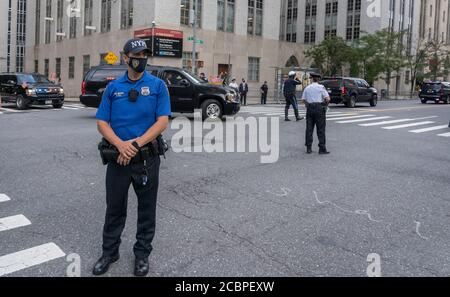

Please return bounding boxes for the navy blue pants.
[102,156,160,259]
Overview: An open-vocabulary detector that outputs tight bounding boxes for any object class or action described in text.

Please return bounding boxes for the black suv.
[0,73,65,109]
[80,65,241,119]
[419,82,450,104]
[320,77,378,108]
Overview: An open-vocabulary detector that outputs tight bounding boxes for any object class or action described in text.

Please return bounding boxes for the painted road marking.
[0,243,66,276]
[0,194,11,202]
[327,115,376,121]
[409,125,449,133]
[359,116,439,127]
[0,215,32,232]
[382,121,435,130]
[437,132,450,137]
[0,108,22,113]
[337,116,391,124]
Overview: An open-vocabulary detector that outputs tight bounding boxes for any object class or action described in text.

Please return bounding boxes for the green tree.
[305,36,352,77]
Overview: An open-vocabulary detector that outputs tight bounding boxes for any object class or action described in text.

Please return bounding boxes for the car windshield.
[422,83,441,91]
[320,80,342,88]
[181,70,207,84]
[17,74,51,84]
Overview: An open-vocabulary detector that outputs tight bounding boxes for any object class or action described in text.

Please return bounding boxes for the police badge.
[141,86,151,96]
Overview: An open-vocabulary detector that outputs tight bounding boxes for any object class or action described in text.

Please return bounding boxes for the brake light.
[341,87,347,95]
[106,76,116,81]
[81,81,86,95]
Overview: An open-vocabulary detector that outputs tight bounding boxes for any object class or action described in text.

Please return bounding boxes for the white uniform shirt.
[229,82,239,90]
[301,83,330,103]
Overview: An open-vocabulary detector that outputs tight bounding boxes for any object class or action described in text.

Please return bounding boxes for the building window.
[16,0,27,72]
[83,55,90,78]
[44,59,49,78]
[304,0,317,44]
[182,51,199,71]
[217,0,235,32]
[405,71,410,84]
[121,0,133,29]
[248,57,260,82]
[346,0,361,41]
[45,0,52,44]
[100,53,108,65]
[324,0,338,38]
[84,0,93,36]
[35,0,41,45]
[180,0,202,27]
[68,57,75,79]
[70,15,77,39]
[56,0,64,41]
[248,0,263,36]
[282,0,298,42]
[55,58,61,80]
[34,60,39,73]
[101,0,112,33]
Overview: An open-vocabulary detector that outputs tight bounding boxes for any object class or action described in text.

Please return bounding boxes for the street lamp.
[190,0,198,75]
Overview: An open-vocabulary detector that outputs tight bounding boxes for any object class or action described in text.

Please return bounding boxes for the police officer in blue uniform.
[302,73,331,154]
[93,38,171,276]
[283,71,304,122]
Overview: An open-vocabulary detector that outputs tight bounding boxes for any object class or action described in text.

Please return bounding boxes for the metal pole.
[192,0,198,75]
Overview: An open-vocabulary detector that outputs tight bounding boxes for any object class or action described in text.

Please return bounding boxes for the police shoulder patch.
[141,86,151,96]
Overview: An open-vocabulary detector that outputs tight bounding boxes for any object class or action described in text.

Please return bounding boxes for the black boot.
[295,109,304,121]
[134,258,150,277]
[319,149,331,155]
[285,108,291,121]
[307,146,312,154]
[92,254,120,276]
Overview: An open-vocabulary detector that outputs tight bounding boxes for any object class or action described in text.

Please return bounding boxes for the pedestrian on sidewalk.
[260,81,268,105]
[283,71,303,122]
[239,79,249,106]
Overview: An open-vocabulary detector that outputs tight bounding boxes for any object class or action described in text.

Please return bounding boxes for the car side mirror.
[180,79,190,87]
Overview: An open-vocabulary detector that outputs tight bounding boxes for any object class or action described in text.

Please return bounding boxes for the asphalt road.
[0,100,449,277]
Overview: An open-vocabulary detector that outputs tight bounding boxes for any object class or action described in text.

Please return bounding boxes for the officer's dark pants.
[284,94,300,119]
[102,156,160,259]
[241,93,247,105]
[261,93,267,104]
[305,103,327,150]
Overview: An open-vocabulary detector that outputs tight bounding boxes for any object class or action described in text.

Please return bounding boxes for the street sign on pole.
[104,52,119,65]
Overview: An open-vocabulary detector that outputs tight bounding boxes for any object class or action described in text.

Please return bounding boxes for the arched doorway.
[285,55,300,67]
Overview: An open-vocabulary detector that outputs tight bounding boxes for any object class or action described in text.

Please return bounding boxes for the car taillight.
[81,81,86,95]
[341,87,347,95]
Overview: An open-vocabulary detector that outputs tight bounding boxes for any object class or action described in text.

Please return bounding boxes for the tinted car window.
[0,75,7,84]
[17,74,51,84]
[422,83,441,91]
[163,71,187,86]
[90,69,126,82]
[345,79,356,87]
[320,80,342,88]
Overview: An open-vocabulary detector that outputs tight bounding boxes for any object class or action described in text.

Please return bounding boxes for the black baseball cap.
[123,38,151,55]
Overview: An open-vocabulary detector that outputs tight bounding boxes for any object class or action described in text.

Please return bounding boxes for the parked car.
[320,77,378,108]
[0,73,64,110]
[418,82,450,104]
[80,65,241,120]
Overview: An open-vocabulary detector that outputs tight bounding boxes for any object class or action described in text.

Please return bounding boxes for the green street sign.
[187,36,204,44]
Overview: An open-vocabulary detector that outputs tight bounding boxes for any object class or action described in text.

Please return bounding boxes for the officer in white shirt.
[301,73,331,155]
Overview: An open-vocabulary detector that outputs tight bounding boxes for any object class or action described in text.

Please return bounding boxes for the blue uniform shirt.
[96,71,171,141]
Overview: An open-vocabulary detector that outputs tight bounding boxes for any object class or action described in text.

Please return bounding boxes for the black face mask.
[128,57,148,73]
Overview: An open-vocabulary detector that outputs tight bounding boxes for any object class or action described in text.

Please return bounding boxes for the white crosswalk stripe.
[438,132,450,137]
[0,194,11,202]
[0,215,31,232]
[327,115,376,121]
[382,121,436,130]
[0,243,66,276]
[337,116,391,124]
[0,194,66,276]
[409,125,449,133]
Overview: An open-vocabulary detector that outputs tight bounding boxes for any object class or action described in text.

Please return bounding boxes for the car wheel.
[370,95,378,107]
[16,95,29,110]
[421,99,427,104]
[201,99,223,120]
[346,95,356,108]
[52,101,63,109]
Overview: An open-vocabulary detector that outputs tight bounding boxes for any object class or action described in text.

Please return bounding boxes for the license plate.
[45,100,52,104]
